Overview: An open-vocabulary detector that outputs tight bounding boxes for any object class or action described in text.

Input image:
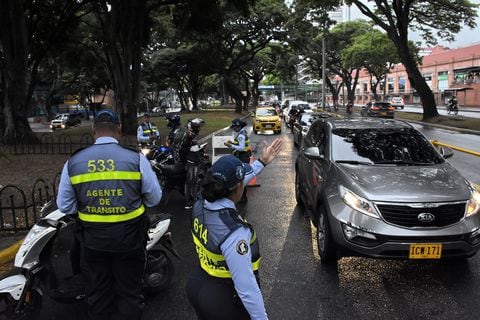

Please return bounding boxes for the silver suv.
[295,118,480,264]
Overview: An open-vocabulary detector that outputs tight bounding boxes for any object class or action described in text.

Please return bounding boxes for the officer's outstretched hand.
[259,138,283,165]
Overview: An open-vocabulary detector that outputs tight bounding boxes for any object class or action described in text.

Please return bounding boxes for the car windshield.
[256,109,277,117]
[297,104,310,109]
[299,114,312,125]
[331,128,443,165]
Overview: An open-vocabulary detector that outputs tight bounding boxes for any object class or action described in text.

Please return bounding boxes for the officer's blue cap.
[211,155,253,190]
[95,109,120,125]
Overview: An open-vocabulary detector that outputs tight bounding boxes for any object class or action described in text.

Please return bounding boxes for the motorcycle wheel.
[447,108,451,115]
[143,249,174,296]
[0,290,42,320]
[454,108,458,115]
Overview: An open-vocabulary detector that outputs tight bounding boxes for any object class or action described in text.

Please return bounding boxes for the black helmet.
[166,114,181,128]
[230,118,246,128]
[188,118,205,135]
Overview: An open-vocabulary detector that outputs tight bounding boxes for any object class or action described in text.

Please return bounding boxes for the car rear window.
[256,109,277,117]
[374,102,391,107]
[331,128,443,164]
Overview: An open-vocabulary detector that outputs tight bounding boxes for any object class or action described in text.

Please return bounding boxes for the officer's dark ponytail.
[240,120,247,128]
[201,173,233,202]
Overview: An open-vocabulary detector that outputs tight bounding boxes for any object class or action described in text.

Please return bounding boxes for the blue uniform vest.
[140,122,158,138]
[67,142,146,251]
[191,199,261,279]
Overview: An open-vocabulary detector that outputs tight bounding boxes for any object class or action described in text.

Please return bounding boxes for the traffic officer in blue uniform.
[186,138,283,320]
[137,112,160,146]
[225,118,252,202]
[57,109,162,320]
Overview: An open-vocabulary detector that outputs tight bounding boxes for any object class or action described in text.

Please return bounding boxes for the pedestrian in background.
[57,109,162,320]
[186,138,283,320]
[224,118,252,202]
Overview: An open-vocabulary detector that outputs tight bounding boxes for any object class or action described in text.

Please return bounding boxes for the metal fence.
[4,133,137,155]
[0,133,138,233]
[0,174,60,233]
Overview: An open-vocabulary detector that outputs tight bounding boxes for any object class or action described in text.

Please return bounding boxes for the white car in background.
[390,96,405,109]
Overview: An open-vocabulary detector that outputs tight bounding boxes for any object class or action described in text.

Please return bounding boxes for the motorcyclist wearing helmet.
[166,114,181,147]
[171,118,206,209]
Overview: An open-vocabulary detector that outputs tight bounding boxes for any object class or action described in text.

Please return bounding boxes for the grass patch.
[36,110,247,142]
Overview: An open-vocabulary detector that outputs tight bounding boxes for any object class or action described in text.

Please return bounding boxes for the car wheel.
[401,106,404,110]
[317,206,337,265]
[294,170,304,208]
[253,130,258,134]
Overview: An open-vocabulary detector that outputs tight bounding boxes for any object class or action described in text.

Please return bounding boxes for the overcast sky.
[348,0,480,49]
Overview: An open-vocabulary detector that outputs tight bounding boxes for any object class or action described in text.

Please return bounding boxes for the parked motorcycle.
[0,200,180,319]
[150,142,210,199]
[447,98,459,115]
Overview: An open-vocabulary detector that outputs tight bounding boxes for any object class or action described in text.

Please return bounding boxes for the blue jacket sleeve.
[221,228,268,320]
[56,162,78,215]
[231,132,246,152]
[139,154,162,207]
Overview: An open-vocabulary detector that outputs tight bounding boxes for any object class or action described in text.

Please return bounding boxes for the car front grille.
[376,202,466,227]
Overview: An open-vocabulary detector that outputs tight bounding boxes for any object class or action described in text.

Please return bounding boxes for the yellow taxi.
[253,107,281,134]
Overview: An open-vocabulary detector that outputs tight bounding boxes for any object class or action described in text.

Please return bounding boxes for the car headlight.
[339,185,381,219]
[466,183,480,217]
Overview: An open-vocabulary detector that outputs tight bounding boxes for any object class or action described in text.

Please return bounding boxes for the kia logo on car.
[417,213,436,223]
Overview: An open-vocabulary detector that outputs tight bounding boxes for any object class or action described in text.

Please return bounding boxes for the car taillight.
[388,106,395,111]
[371,106,380,111]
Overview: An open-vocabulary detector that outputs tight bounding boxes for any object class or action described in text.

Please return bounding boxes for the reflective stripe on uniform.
[192,233,261,278]
[78,204,145,223]
[70,171,141,185]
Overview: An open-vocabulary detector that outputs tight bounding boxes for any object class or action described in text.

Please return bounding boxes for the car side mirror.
[439,146,454,159]
[304,147,324,160]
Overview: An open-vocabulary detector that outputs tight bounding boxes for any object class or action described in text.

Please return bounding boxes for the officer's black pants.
[186,267,250,320]
[81,246,146,320]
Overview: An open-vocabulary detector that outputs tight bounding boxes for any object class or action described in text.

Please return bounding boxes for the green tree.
[343,0,478,120]
[0,0,85,144]
[342,29,402,100]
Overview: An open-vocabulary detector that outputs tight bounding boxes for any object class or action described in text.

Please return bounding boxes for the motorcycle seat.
[160,162,186,177]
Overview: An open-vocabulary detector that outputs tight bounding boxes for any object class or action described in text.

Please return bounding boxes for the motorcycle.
[150,142,210,200]
[346,103,353,115]
[0,200,181,319]
[447,99,459,115]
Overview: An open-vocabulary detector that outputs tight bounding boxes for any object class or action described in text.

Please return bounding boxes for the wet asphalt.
[25,119,480,320]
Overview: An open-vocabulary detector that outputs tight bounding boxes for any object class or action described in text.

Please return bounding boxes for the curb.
[0,239,23,265]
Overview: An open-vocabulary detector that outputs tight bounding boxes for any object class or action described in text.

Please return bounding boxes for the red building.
[352,42,480,108]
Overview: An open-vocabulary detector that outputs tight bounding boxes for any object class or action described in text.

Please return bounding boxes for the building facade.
[352,43,480,108]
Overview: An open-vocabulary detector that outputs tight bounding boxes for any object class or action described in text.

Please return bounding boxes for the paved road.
[30,120,480,320]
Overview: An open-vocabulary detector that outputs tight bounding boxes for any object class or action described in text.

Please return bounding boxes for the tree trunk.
[224,76,243,113]
[0,0,38,145]
[99,0,147,135]
[389,35,439,120]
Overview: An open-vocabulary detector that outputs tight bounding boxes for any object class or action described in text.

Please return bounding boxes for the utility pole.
[322,36,326,110]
